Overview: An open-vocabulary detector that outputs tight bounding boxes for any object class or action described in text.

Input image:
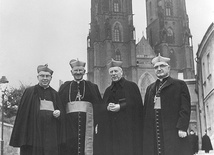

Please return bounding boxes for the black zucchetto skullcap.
[107,58,123,69]
[69,59,86,68]
[37,64,53,75]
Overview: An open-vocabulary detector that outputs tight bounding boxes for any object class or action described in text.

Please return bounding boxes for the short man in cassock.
[10,64,66,155]
[58,59,102,155]
[100,59,144,155]
[143,54,192,155]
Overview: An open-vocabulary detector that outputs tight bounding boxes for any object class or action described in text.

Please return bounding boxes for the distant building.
[196,22,214,147]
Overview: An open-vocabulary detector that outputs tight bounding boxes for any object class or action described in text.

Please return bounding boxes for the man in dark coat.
[202,130,213,153]
[100,58,144,155]
[58,59,102,155]
[10,64,66,155]
[143,54,192,155]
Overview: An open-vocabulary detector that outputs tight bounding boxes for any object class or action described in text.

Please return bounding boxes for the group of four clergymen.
[9,54,193,155]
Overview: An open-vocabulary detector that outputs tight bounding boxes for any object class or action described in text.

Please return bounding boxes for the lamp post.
[0,76,9,155]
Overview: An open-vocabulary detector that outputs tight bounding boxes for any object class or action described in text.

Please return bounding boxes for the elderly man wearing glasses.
[142,54,192,155]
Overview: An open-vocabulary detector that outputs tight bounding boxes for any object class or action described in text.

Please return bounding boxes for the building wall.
[0,123,19,155]
[196,23,214,148]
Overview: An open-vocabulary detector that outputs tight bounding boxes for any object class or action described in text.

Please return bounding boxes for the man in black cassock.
[10,64,66,155]
[202,130,213,153]
[58,59,102,155]
[100,59,144,155]
[143,54,192,155]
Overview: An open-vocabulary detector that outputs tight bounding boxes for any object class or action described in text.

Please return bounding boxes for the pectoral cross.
[76,91,82,101]
[154,95,161,109]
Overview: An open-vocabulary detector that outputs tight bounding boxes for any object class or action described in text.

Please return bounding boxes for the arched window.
[113,0,120,12]
[166,27,174,44]
[115,49,121,61]
[138,72,155,102]
[169,49,176,68]
[113,23,121,42]
[165,0,173,16]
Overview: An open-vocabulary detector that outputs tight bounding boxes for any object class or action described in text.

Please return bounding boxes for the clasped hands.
[53,110,60,118]
[107,102,120,112]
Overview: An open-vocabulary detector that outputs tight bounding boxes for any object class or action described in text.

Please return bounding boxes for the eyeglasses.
[38,74,52,78]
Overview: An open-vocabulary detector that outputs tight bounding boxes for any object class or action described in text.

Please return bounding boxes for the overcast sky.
[0,0,214,90]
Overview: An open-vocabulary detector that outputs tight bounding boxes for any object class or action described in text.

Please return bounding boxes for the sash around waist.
[66,101,92,113]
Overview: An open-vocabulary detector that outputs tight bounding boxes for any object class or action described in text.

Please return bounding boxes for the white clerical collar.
[74,79,84,84]
[158,75,169,81]
[39,84,50,89]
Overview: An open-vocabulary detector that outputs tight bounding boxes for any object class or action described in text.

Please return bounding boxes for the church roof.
[136,36,156,58]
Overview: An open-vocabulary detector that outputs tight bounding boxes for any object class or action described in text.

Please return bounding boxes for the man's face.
[154,63,170,79]
[71,66,85,81]
[109,67,123,82]
[37,71,52,88]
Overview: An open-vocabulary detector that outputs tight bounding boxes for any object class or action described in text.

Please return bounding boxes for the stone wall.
[0,122,19,155]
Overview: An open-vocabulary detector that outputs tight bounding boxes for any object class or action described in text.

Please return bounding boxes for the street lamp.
[0,76,9,155]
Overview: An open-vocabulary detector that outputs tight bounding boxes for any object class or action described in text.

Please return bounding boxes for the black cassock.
[143,77,192,155]
[58,80,102,155]
[99,77,144,155]
[10,85,66,155]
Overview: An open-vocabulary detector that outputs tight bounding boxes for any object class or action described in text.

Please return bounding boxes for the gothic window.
[166,27,174,44]
[166,8,171,16]
[165,0,173,16]
[113,0,120,12]
[138,72,155,101]
[207,53,211,78]
[169,49,176,68]
[167,28,173,36]
[115,49,121,61]
[113,23,121,42]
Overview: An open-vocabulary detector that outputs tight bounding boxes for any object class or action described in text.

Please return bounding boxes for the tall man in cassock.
[143,54,192,155]
[58,59,102,155]
[100,59,144,155]
[10,64,66,155]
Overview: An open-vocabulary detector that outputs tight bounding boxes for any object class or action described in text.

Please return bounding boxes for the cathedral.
[87,0,195,97]
[86,0,199,145]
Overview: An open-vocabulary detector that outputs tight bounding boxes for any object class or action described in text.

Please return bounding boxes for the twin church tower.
[87,0,195,95]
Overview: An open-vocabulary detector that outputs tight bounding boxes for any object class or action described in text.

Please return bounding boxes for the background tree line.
[1,83,29,124]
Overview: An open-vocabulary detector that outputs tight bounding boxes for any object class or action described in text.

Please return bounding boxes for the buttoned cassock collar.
[110,77,125,90]
[150,76,174,95]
